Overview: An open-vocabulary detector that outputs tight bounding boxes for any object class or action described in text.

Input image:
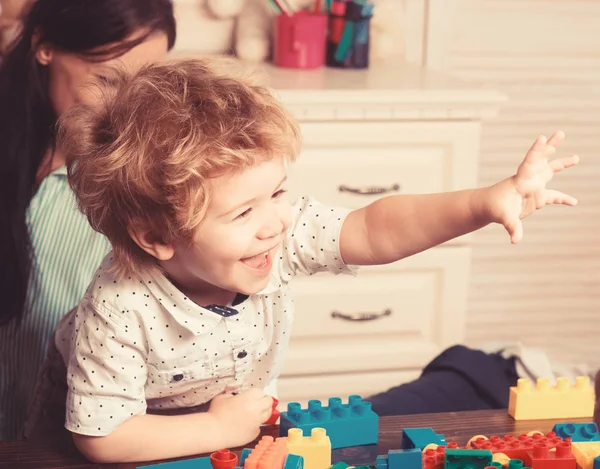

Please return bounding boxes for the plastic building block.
[422,443,459,469]
[243,436,288,469]
[376,455,389,469]
[401,428,447,450]
[492,453,510,467]
[239,448,252,467]
[505,461,533,469]
[595,456,600,469]
[329,464,350,469]
[279,396,378,449]
[137,456,213,469]
[387,448,422,469]
[444,449,493,469]
[266,397,281,425]
[211,449,238,469]
[469,432,564,465]
[571,442,600,469]
[527,442,576,469]
[552,423,600,442]
[283,427,331,469]
[283,454,304,469]
[508,377,594,420]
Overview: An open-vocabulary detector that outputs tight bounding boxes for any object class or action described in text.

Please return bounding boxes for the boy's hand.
[208,388,273,447]
[485,131,579,243]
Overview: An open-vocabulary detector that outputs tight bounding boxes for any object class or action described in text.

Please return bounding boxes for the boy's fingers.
[545,189,578,206]
[505,218,523,244]
[544,130,565,157]
[523,135,547,164]
[549,154,579,172]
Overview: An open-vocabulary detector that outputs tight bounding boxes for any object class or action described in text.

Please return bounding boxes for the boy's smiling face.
[160,156,292,304]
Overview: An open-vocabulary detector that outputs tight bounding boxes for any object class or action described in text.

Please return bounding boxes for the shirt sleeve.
[278,196,359,279]
[63,296,148,436]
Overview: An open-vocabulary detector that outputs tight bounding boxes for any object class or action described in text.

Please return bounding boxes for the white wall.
[424,0,600,369]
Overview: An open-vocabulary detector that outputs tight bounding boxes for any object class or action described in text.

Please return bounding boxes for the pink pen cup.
[272,11,327,69]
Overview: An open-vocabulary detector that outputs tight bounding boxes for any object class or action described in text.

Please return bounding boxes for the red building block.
[210,449,238,469]
[470,432,566,466]
[528,442,576,469]
[265,397,280,425]
[422,442,459,469]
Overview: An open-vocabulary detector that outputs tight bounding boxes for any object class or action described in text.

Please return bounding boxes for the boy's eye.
[235,208,252,220]
[272,189,287,199]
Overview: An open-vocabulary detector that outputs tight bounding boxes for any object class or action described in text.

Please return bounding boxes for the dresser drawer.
[276,369,422,411]
[287,121,480,211]
[282,246,471,376]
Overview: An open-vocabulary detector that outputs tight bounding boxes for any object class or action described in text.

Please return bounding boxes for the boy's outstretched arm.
[340,131,579,266]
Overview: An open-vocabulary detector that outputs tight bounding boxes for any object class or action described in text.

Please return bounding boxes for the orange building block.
[508,376,594,420]
[571,442,600,469]
[282,427,331,469]
[244,436,289,469]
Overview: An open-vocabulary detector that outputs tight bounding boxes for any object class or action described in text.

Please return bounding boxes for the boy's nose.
[257,212,285,240]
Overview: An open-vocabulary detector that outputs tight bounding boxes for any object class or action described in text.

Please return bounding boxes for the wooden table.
[0,409,589,469]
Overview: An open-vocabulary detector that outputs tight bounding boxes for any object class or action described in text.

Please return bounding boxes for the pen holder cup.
[326,10,372,69]
[272,11,327,69]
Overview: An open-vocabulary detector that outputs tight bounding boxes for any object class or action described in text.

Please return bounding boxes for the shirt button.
[173,373,184,382]
[237,351,247,359]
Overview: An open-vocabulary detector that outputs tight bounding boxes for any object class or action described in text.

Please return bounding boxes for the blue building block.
[283,454,305,469]
[376,455,389,469]
[375,449,421,469]
[388,448,422,469]
[401,427,447,450]
[136,456,212,469]
[444,449,492,469]
[239,448,252,467]
[552,423,600,442]
[594,455,600,469]
[279,395,378,449]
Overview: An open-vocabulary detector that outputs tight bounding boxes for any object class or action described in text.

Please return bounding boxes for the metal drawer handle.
[331,309,392,322]
[339,183,400,196]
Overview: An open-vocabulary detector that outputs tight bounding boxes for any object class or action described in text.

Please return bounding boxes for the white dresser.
[248,61,506,407]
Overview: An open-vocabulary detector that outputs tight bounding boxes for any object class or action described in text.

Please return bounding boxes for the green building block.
[444,449,493,469]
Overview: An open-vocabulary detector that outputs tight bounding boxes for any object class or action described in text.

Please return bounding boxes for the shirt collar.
[146,270,224,335]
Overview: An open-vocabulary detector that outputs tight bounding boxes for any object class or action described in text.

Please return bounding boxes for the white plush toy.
[172,0,248,54]
[234,0,402,63]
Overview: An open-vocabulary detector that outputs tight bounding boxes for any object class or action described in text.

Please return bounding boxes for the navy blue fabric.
[365,345,519,416]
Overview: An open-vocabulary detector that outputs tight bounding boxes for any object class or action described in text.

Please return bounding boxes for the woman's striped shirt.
[0,166,110,439]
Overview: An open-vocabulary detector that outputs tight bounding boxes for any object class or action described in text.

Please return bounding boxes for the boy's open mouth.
[241,245,278,270]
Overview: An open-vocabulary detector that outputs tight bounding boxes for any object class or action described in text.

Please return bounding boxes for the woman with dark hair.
[0,0,176,439]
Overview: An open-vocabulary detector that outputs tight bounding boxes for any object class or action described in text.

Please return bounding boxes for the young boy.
[24,59,578,463]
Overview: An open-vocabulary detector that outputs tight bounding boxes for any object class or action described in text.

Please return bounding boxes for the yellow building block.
[281,427,331,469]
[571,442,600,469]
[508,376,594,420]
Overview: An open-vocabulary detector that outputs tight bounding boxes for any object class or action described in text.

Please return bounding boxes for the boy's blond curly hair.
[61,58,301,277]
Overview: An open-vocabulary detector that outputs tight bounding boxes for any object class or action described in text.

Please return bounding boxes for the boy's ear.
[128,225,175,261]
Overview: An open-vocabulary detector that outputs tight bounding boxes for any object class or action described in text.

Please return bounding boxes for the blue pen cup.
[326,2,372,68]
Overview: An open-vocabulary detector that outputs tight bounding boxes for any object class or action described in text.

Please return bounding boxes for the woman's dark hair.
[0,0,176,326]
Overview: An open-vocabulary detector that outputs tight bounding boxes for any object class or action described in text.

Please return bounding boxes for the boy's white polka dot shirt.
[54,196,357,436]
